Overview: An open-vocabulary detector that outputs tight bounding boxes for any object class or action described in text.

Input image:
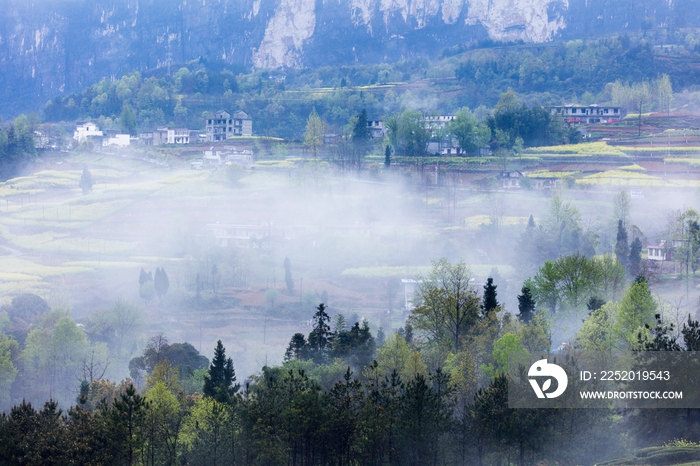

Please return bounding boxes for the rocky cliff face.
[0,0,697,116]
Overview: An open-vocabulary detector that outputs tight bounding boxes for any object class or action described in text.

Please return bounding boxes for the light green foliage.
[529,254,625,314]
[0,334,19,409]
[374,333,427,381]
[179,395,234,463]
[615,278,657,346]
[303,107,325,158]
[444,349,477,405]
[144,380,183,465]
[482,333,529,379]
[409,258,481,351]
[385,110,431,156]
[612,190,632,231]
[517,314,551,354]
[448,107,491,155]
[108,299,143,362]
[545,194,581,232]
[576,302,620,354]
[21,311,91,404]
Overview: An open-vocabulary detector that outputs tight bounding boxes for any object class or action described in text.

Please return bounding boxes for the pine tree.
[79,166,93,195]
[482,277,499,314]
[139,268,149,287]
[682,315,700,351]
[108,383,147,466]
[284,256,294,294]
[153,268,169,300]
[615,219,629,269]
[203,340,239,404]
[307,303,332,363]
[284,333,308,361]
[353,109,370,141]
[517,286,536,323]
[526,214,536,232]
[628,237,643,277]
[384,145,391,168]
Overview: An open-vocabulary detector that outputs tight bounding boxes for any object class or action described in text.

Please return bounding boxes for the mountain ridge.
[1,0,699,117]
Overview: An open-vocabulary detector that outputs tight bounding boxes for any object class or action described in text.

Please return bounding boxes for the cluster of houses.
[72,110,253,148]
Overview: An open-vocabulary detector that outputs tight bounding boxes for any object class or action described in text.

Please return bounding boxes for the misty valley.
[3,2,700,464]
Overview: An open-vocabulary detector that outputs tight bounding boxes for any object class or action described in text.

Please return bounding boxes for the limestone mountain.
[1,0,699,116]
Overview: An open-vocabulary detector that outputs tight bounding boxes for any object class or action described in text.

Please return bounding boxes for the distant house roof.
[232,110,250,120]
[502,170,524,178]
[215,110,231,119]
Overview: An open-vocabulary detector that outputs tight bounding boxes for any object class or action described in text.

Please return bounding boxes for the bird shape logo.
[528,359,568,399]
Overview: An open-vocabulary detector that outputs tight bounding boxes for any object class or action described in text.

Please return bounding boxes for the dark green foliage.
[139,268,150,287]
[517,286,536,323]
[637,314,681,351]
[284,333,308,361]
[331,320,376,367]
[120,103,137,135]
[352,108,369,141]
[682,315,700,351]
[105,384,148,466]
[384,145,391,168]
[283,256,294,294]
[308,303,332,363]
[629,237,643,277]
[587,296,606,313]
[203,340,239,403]
[615,220,629,269]
[482,277,499,313]
[1,293,50,344]
[153,267,169,300]
[129,334,209,384]
[0,119,36,181]
[486,91,568,148]
[79,166,93,195]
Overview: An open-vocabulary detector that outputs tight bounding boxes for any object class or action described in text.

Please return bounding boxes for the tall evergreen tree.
[203,340,239,404]
[283,256,294,294]
[352,109,370,141]
[517,286,536,323]
[628,237,643,277]
[139,268,150,287]
[153,267,170,300]
[106,384,147,466]
[615,219,629,269]
[482,277,499,314]
[384,145,391,168]
[79,166,93,195]
[682,315,700,351]
[284,333,308,361]
[308,303,332,363]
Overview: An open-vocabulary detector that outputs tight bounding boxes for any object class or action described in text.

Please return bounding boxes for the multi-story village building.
[206,110,253,141]
[547,105,624,124]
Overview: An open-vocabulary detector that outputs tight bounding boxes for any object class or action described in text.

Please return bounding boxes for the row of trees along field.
[3,252,700,465]
[304,94,577,173]
[39,34,700,139]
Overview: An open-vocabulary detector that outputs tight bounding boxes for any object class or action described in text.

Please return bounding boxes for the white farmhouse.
[73,123,103,142]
